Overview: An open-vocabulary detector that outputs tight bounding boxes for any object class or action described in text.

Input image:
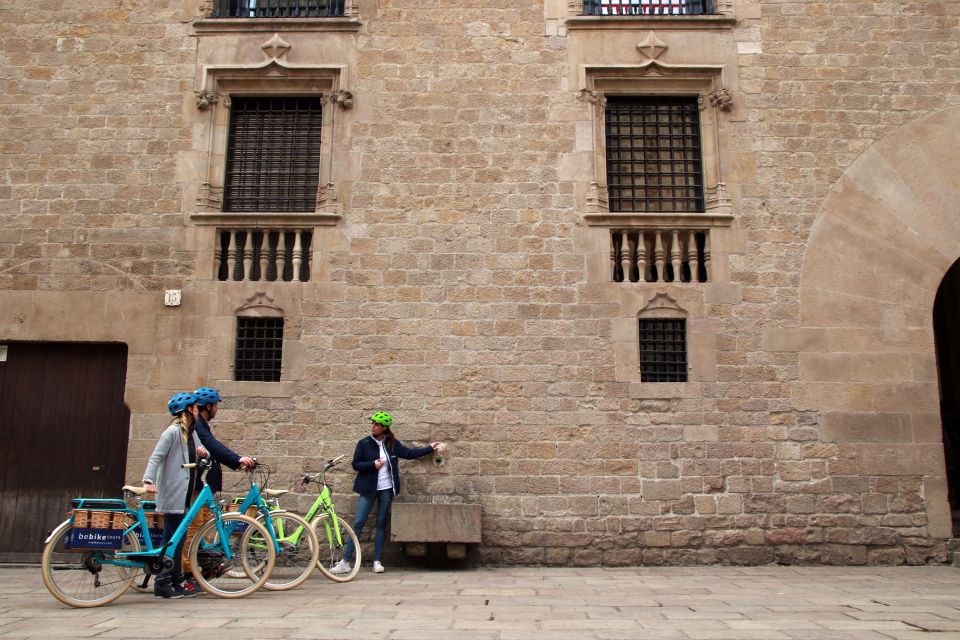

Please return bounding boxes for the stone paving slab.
[3,565,960,639]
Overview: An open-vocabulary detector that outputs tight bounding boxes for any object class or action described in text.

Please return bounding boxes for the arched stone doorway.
[934,258,960,535]
[788,106,960,543]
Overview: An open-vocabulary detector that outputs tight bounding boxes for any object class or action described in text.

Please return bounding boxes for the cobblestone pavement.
[4,564,960,639]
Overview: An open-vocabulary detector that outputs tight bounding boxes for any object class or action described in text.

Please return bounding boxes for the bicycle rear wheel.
[254,511,319,591]
[312,513,361,582]
[41,521,139,608]
[187,513,275,598]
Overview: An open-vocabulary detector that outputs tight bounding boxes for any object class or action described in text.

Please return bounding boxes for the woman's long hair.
[383,427,396,452]
[172,406,196,443]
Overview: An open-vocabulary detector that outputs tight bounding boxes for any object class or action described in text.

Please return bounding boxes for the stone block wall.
[2,0,960,565]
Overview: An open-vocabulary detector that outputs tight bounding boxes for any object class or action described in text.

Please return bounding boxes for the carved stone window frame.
[612,290,715,395]
[207,291,304,395]
[189,60,351,228]
[579,62,734,228]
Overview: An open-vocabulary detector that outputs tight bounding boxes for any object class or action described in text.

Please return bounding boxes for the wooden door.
[0,342,129,559]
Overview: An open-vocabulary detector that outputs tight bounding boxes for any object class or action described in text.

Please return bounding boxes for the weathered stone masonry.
[3,0,960,565]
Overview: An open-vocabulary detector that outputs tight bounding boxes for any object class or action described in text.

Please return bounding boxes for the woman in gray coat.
[142,392,205,599]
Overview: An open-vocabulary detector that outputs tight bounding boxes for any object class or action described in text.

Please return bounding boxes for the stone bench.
[390,503,482,560]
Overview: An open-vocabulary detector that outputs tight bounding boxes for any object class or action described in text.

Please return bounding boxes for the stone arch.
[795,107,960,540]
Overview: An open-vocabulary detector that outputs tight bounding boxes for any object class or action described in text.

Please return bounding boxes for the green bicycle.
[225,460,320,591]
[285,454,361,582]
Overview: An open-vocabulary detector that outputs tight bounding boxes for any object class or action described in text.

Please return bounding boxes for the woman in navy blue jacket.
[331,411,439,574]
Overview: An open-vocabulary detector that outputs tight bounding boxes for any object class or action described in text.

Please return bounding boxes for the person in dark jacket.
[331,411,440,574]
[177,387,254,594]
[192,387,254,493]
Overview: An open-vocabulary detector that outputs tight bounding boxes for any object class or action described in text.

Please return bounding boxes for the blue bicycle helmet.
[194,387,222,407]
[168,392,198,416]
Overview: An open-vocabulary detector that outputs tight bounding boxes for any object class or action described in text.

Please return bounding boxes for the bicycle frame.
[118,483,235,565]
[300,483,346,547]
[228,480,283,553]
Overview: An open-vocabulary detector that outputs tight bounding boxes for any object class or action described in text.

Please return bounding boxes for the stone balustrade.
[610,229,709,283]
[216,229,312,282]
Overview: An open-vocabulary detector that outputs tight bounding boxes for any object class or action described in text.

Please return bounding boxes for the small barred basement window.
[639,318,687,382]
[235,317,284,382]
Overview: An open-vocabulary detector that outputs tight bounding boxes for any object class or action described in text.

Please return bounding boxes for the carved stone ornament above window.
[639,291,687,318]
[237,292,284,317]
[636,31,668,60]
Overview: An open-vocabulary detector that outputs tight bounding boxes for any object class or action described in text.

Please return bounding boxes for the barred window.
[224,96,323,213]
[211,0,346,18]
[584,0,713,15]
[639,318,687,382]
[605,96,704,213]
[235,317,284,382]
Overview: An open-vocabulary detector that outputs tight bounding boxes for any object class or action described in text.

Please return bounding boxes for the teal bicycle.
[41,459,276,607]
[225,460,319,590]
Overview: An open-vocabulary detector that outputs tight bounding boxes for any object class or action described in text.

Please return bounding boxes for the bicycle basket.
[68,510,130,550]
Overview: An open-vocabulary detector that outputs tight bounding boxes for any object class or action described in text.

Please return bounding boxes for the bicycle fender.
[45,519,71,545]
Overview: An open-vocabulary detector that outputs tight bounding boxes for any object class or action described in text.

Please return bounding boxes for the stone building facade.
[3,0,960,564]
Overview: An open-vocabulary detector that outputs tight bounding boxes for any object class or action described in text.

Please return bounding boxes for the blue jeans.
[161,512,186,579]
[342,489,393,562]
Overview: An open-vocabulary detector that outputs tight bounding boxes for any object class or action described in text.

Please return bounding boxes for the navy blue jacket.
[194,416,241,493]
[351,435,433,497]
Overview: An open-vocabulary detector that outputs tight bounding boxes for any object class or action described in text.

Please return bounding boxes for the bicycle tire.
[41,520,139,608]
[187,513,275,598]
[252,511,319,591]
[311,513,361,582]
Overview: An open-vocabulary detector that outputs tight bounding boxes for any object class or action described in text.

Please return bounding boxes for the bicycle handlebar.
[300,454,347,486]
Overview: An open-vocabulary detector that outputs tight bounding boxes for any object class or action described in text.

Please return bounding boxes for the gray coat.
[142,424,201,514]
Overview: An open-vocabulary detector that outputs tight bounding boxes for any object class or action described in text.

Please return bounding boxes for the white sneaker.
[372,561,385,573]
[330,559,351,574]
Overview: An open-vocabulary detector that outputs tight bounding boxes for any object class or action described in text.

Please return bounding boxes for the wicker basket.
[143,512,164,530]
[225,502,258,518]
[72,510,127,530]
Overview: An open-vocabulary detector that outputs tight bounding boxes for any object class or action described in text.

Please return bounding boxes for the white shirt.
[375,438,393,491]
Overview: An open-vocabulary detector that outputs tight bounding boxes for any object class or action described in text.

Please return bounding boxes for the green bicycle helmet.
[370,411,393,428]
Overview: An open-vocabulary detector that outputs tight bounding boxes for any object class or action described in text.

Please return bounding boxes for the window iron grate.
[605,96,704,213]
[639,318,687,382]
[211,0,346,18]
[583,0,713,15]
[223,96,323,213]
[235,317,284,382]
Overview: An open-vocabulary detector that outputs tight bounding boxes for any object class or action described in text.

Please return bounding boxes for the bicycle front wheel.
[254,511,319,591]
[41,520,139,608]
[312,513,361,582]
[187,513,275,598]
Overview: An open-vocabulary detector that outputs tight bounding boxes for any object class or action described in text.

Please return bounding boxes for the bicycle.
[224,460,319,590]
[41,458,276,607]
[285,454,361,582]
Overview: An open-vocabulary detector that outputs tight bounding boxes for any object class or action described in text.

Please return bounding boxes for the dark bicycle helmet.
[370,411,393,428]
[168,392,198,416]
[194,387,222,407]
